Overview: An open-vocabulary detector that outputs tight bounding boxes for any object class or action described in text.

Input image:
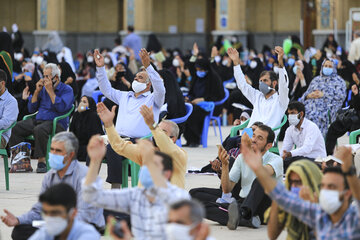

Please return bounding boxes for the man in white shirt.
[227,47,289,130]
[82,136,189,240]
[93,48,165,188]
[282,101,326,171]
[193,125,283,230]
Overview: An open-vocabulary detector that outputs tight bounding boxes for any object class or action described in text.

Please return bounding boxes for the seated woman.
[288,60,313,101]
[299,59,346,137]
[59,62,78,97]
[265,160,322,240]
[183,43,224,147]
[69,96,104,161]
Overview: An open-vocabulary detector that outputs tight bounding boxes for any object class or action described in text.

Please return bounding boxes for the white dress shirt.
[233,65,289,129]
[281,118,327,159]
[96,65,165,138]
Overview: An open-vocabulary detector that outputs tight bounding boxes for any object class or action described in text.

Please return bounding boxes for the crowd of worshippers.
[0,24,360,239]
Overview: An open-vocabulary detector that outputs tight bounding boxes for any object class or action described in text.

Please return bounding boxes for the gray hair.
[161,120,179,139]
[52,132,79,158]
[170,200,205,224]
[44,63,61,78]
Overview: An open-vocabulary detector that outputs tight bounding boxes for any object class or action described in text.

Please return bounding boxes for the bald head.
[159,120,179,143]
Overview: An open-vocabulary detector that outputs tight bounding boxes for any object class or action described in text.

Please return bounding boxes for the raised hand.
[299,186,318,203]
[274,46,284,68]
[137,139,155,165]
[1,209,19,227]
[87,135,106,164]
[335,146,353,173]
[139,48,150,68]
[227,48,240,66]
[218,146,229,167]
[241,133,262,171]
[35,79,44,92]
[211,46,218,58]
[22,86,30,100]
[93,49,104,67]
[192,42,199,56]
[97,102,116,128]
[106,216,132,240]
[43,77,54,93]
[139,105,155,129]
[352,84,359,95]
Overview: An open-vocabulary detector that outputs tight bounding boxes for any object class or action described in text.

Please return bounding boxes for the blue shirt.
[29,219,100,240]
[0,89,18,143]
[17,160,105,228]
[123,32,142,61]
[28,82,74,130]
[270,183,360,240]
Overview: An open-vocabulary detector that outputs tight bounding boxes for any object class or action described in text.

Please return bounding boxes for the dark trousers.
[8,119,64,159]
[184,104,208,145]
[12,224,38,240]
[284,156,315,173]
[190,179,271,226]
[326,118,360,155]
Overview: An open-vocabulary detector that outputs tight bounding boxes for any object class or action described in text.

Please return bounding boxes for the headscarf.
[0,32,14,62]
[290,60,305,96]
[146,34,162,53]
[59,62,78,97]
[0,50,13,93]
[265,160,322,240]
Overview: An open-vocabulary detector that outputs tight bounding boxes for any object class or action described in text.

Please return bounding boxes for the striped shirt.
[82,180,190,240]
[269,183,360,240]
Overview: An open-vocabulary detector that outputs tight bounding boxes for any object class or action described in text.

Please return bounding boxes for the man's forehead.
[254,128,267,138]
[51,141,65,150]
[322,172,344,185]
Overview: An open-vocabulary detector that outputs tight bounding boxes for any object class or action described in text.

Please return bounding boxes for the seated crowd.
[0,27,360,240]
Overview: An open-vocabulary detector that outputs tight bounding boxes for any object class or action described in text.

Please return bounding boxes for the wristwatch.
[151,122,158,130]
[344,165,357,176]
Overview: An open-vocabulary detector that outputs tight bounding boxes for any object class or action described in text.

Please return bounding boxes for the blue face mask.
[196,70,207,78]
[291,187,301,196]
[48,153,66,171]
[323,67,333,76]
[293,66,298,75]
[287,58,295,67]
[139,166,154,189]
[267,63,273,68]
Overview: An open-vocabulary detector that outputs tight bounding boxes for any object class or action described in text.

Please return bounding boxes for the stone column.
[211,0,248,48]
[33,0,66,50]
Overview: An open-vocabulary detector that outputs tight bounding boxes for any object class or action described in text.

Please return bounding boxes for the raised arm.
[94,49,122,104]
[227,48,260,104]
[139,48,165,108]
[274,46,289,107]
[97,102,142,165]
[219,146,236,193]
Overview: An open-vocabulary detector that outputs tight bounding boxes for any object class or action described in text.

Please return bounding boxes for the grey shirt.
[0,89,18,143]
[17,160,104,228]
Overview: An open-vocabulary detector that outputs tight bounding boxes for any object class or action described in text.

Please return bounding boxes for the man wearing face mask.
[28,183,100,240]
[9,63,74,173]
[282,101,326,172]
[96,102,187,188]
[227,47,289,133]
[243,144,360,239]
[83,136,189,239]
[1,132,105,240]
[93,48,165,188]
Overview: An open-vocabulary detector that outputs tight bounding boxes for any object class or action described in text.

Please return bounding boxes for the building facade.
[1,0,360,54]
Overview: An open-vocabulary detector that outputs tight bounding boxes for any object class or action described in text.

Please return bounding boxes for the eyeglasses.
[289,179,302,187]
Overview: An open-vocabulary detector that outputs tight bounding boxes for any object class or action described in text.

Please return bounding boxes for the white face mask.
[87,56,94,63]
[240,120,246,126]
[319,189,343,215]
[132,80,147,93]
[222,59,229,66]
[43,216,68,236]
[31,55,38,64]
[14,53,23,61]
[104,57,111,64]
[288,113,301,126]
[165,223,195,240]
[172,58,180,67]
[273,66,280,74]
[249,60,257,69]
[36,56,44,66]
[214,55,221,63]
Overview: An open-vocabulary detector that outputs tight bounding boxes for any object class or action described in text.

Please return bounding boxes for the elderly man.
[1,132,104,240]
[93,48,165,188]
[96,102,187,188]
[9,63,74,173]
[0,69,18,147]
[82,136,189,240]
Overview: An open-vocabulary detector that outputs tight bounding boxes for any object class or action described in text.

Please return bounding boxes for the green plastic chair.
[1,121,17,190]
[350,129,360,144]
[229,115,288,155]
[121,133,153,188]
[23,105,75,171]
